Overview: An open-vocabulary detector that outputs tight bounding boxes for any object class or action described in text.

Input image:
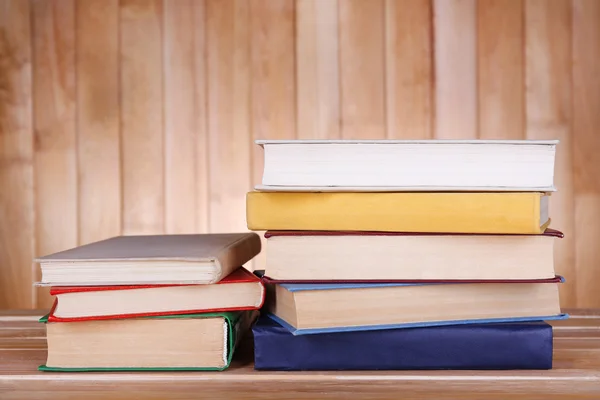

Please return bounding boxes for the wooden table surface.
[1,309,600,399]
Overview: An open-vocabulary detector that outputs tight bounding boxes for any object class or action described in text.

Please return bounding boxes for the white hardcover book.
[255,139,558,192]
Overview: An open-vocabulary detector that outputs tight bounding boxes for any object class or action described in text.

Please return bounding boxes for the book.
[35,233,261,286]
[253,315,554,370]
[40,311,258,371]
[47,268,265,322]
[262,230,562,281]
[246,192,550,234]
[256,139,557,191]
[258,273,564,285]
[268,281,565,335]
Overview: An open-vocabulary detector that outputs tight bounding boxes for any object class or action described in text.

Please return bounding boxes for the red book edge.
[259,275,565,285]
[47,268,265,323]
[49,267,260,295]
[46,302,265,323]
[264,228,565,238]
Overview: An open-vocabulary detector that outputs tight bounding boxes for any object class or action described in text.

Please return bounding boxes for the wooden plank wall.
[0,0,598,309]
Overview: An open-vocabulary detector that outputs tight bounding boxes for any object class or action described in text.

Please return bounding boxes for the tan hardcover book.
[263,230,562,280]
[35,233,261,286]
[269,281,563,333]
[41,311,258,371]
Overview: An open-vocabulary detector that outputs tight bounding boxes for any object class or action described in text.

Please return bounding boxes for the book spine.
[253,317,553,370]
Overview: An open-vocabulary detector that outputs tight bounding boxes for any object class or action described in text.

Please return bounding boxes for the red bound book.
[261,229,564,282]
[47,268,265,322]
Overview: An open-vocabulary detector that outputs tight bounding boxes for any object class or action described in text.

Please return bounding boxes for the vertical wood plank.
[339,0,385,139]
[478,0,524,139]
[573,0,600,307]
[525,0,574,307]
[385,0,433,139]
[250,0,296,270]
[120,0,164,235]
[433,0,477,139]
[194,0,209,233]
[0,0,33,309]
[250,0,296,186]
[574,196,600,308]
[164,0,196,234]
[32,0,77,308]
[296,0,340,139]
[206,0,251,233]
[77,0,121,245]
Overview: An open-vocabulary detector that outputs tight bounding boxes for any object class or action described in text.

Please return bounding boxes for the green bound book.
[39,310,257,372]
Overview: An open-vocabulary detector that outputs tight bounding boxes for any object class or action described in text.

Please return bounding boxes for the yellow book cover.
[246,192,550,234]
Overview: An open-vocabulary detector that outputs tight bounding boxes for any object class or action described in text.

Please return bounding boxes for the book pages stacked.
[35,233,262,371]
[247,139,567,370]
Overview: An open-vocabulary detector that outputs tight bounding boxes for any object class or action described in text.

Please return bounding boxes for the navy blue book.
[253,315,553,370]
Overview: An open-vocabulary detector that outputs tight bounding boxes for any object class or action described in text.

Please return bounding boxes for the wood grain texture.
[31,0,77,308]
[296,0,340,139]
[250,0,296,185]
[477,0,524,139]
[339,0,386,139]
[194,0,209,233]
[206,0,251,233]
[573,0,600,308]
[525,0,575,305]
[433,0,477,139]
[385,0,433,139]
[0,0,34,309]
[2,310,600,399]
[572,0,600,194]
[3,0,600,308]
[120,0,164,235]
[163,0,196,234]
[250,0,296,270]
[76,0,121,246]
[575,196,600,308]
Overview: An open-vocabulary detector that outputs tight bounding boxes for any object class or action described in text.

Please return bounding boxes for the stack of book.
[247,139,567,370]
[35,233,263,371]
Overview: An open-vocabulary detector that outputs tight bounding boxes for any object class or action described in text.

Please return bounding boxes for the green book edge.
[38,311,249,372]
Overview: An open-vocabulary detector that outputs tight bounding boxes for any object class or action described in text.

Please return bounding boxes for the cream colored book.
[41,311,257,371]
[35,233,261,286]
[263,230,562,280]
[269,281,564,334]
[50,268,265,321]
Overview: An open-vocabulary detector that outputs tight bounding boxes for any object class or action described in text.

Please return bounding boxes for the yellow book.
[246,192,551,234]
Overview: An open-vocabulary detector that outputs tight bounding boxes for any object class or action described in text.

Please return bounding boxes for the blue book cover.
[279,278,566,291]
[267,312,568,335]
[271,280,567,335]
[253,315,554,370]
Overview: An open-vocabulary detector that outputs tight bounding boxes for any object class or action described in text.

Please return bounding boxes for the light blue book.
[268,281,568,336]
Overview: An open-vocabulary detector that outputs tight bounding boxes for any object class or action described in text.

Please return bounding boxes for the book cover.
[267,312,568,336]
[36,232,261,285]
[256,270,564,285]
[253,315,554,370]
[247,191,549,234]
[36,233,260,264]
[39,310,258,372]
[47,268,265,323]
[278,278,565,292]
[264,228,564,238]
[262,229,561,281]
[267,278,568,335]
